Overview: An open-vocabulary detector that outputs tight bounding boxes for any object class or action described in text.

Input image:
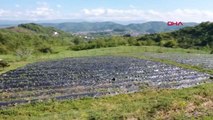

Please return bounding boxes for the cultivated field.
[0,56,210,106]
[143,53,213,70]
[0,46,212,120]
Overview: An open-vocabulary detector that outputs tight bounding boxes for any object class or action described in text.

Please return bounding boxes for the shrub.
[164,40,178,48]
[0,60,10,69]
[156,48,164,53]
[38,45,53,53]
[127,38,137,46]
[16,48,32,60]
[210,50,213,54]
[38,47,53,53]
[0,45,8,54]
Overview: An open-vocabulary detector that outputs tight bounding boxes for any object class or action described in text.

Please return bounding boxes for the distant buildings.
[53,32,59,36]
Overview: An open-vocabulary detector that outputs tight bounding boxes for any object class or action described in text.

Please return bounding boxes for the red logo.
[167,21,183,26]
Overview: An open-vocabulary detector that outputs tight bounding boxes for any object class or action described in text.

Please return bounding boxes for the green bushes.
[0,44,8,54]
[0,60,10,69]
[163,40,178,48]
[210,50,213,54]
[70,36,132,51]
[15,48,33,60]
[38,46,53,53]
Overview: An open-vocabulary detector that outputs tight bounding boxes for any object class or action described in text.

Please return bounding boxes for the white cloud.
[83,8,106,16]
[0,6,213,22]
[0,9,8,16]
[79,8,213,22]
[27,6,56,18]
[0,3,61,20]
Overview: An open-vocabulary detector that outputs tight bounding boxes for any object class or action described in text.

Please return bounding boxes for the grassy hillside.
[55,22,212,52]
[138,22,213,49]
[0,23,72,55]
[18,23,71,36]
[1,46,211,74]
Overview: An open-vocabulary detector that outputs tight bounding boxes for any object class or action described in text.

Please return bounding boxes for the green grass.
[0,46,212,120]
[0,83,213,120]
[0,46,209,74]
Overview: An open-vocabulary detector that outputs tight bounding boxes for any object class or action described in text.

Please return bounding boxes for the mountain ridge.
[41,21,198,33]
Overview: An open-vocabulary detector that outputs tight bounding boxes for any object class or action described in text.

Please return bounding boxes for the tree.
[73,37,84,45]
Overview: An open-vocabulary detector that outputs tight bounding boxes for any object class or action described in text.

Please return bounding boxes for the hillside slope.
[0,23,72,54]
[138,22,213,49]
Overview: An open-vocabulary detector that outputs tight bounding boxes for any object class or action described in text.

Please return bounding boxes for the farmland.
[143,53,213,70]
[0,56,210,107]
[0,45,212,120]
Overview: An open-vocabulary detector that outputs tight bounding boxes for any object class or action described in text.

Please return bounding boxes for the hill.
[42,21,197,34]
[138,22,213,49]
[0,23,72,55]
[43,22,124,33]
[17,23,69,36]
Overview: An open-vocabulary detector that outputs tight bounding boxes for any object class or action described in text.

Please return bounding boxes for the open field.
[143,53,213,70]
[0,83,213,120]
[0,46,210,74]
[0,56,210,106]
[0,46,212,120]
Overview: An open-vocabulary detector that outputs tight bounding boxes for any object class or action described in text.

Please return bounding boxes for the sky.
[0,0,213,22]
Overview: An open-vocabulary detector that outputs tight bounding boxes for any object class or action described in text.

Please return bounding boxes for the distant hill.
[43,22,125,33]
[42,21,197,34]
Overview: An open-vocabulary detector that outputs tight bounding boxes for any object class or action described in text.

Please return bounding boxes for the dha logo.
[167,21,183,26]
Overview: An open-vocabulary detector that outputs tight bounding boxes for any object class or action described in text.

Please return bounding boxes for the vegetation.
[0,60,10,69]
[0,46,210,74]
[0,21,212,120]
[0,23,72,55]
[138,22,213,50]
[0,22,212,54]
[43,21,197,33]
[0,82,212,120]
[70,36,130,51]
[66,22,213,51]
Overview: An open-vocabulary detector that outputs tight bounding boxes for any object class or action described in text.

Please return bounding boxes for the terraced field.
[0,56,211,107]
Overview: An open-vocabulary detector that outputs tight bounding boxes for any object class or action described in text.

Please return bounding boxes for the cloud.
[26,6,57,18]
[0,6,213,22]
[0,9,9,17]
[83,8,106,16]
[79,8,213,22]
[0,3,61,20]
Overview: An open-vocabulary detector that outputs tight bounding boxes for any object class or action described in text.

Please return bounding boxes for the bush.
[0,60,10,69]
[16,48,32,60]
[164,40,178,48]
[210,50,213,54]
[127,38,137,46]
[73,37,84,45]
[38,46,53,53]
[156,48,164,53]
[0,45,8,54]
